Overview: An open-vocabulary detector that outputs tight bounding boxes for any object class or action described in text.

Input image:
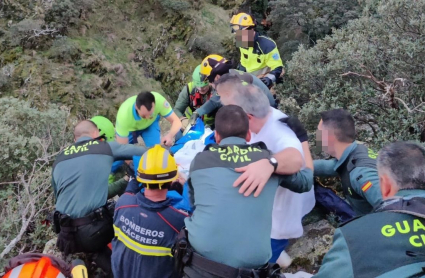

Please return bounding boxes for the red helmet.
[4,257,65,278]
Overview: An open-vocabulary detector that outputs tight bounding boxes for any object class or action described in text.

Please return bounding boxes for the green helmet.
[91,116,115,141]
[192,64,209,88]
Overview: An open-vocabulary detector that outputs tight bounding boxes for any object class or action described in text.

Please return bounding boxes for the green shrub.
[278,0,425,149]
[8,19,58,50]
[45,0,94,34]
[268,0,361,61]
[158,0,192,12]
[0,98,72,268]
[48,37,81,62]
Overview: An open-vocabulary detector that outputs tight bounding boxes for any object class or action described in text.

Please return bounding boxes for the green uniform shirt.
[314,142,383,215]
[174,84,193,118]
[52,137,147,218]
[186,137,313,269]
[314,189,425,278]
[115,92,173,137]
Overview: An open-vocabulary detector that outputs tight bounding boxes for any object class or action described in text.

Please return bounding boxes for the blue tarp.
[170,118,205,154]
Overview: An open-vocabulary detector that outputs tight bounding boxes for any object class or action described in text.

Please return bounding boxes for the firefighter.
[111,145,188,278]
[230,13,284,89]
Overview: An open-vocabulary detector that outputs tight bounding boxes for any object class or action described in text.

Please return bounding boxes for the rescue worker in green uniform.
[314,141,425,278]
[51,120,148,275]
[229,13,284,89]
[174,65,215,129]
[314,109,383,215]
[91,115,130,197]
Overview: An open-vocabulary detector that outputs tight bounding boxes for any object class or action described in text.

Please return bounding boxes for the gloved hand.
[124,161,136,179]
[260,77,273,88]
[279,116,308,142]
[189,111,199,125]
[180,117,189,130]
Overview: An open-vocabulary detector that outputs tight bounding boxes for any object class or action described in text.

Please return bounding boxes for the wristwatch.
[268,157,278,172]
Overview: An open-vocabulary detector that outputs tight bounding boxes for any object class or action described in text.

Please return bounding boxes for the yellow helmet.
[230,13,256,33]
[137,145,178,189]
[200,54,230,82]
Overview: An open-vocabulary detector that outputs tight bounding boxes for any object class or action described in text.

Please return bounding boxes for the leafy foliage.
[158,0,192,12]
[8,19,59,50]
[278,0,425,149]
[45,0,94,34]
[268,0,361,61]
[48,37,81,62]
[0,97,71,181]
[0,98,72,268]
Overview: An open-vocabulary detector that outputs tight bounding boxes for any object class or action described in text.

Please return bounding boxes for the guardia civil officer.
[51,120,147,274]
[112,145,187,278]
[314,109,383,215]
[314,141,425,277]
[229,13,284,88]
[179,105,312,278]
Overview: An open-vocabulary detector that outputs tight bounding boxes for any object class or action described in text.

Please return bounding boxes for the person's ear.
[246,131,251,142]
[380,173,396,199]
[214,131,222,144]
[215,75,221,82]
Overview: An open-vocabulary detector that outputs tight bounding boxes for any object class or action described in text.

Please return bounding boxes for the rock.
[113,64,124,75]
[42,237,62,258]
[286,219,335,274]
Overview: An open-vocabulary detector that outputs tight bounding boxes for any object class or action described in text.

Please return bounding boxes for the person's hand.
[280,116,308,142]
[189,111,199,125]
[161,133,174,147]
[260,77,273,88]
[233,159,274,197]
[177,175,187,185]
[124,161,135,178]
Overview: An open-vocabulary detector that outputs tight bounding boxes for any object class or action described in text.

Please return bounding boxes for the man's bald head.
[74,120,100,141]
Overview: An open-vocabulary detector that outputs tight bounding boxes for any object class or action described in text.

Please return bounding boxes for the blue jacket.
[111,192,187,278]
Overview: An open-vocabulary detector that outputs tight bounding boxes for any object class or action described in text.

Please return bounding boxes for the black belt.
[191,252,268,278]
[63,207,109,228]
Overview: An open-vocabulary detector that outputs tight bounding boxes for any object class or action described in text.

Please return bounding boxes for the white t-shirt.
[249,108,315,239]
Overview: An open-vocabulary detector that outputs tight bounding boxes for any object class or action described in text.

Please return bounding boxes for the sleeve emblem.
[361,181,373,192]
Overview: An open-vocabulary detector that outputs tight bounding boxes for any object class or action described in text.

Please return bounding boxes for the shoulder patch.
[272,53,280,60]
[164,101,170,108]
[361,181,373,192]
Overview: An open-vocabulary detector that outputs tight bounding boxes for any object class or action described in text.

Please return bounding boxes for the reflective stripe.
[142,154,148,170]
[56,273,66,278]
[8,265,24,278]
[113,225,172,256]
[162,149,169,169]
